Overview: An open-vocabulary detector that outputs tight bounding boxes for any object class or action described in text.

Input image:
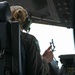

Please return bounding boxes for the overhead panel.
[1,0,74,28]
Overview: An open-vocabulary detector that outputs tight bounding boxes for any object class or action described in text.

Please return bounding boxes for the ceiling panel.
[1,0,74,28]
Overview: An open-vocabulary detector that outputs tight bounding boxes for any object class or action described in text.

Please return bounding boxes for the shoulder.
[21,32,37,40]
[21,32,38,44]
[21,32,40,51]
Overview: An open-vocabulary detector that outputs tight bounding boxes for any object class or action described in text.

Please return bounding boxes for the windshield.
[29,23,75,68]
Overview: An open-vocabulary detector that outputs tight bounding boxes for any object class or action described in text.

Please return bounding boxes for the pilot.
[10,5,53,75]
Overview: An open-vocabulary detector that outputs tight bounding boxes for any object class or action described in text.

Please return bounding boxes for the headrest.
[0,1,11,22]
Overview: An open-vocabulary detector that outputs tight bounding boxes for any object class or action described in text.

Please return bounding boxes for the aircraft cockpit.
[0,0,75,75]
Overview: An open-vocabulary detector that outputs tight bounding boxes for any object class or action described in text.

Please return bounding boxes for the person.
[10,5,53,75]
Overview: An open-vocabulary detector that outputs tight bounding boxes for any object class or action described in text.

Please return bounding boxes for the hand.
[42,46,53,63]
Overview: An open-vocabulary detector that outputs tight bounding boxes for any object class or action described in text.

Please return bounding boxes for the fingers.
[43,51,53,63]
[43,46,52,57]
[47,51,53,58]
[45,46,52,54]
[46,46,52,51]
[42,45,54,63]
[43,50,53,58]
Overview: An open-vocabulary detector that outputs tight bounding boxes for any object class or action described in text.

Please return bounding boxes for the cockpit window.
[29,23,74,68]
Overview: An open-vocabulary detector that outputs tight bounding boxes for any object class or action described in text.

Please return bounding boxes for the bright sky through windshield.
[29,23,75,68]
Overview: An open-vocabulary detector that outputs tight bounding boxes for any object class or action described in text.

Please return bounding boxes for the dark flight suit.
[21,31,51,75]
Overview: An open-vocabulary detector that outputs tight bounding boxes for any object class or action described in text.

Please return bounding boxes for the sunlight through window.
[29,23,75,68]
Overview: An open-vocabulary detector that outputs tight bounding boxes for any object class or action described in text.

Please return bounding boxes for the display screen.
[67,67,75,75]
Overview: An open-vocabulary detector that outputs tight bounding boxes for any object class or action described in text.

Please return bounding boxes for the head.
[10,5,29,30]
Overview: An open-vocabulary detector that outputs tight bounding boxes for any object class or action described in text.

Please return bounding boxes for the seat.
[0,1,11,22]
[0,1,24,75]
[0,1,11,75]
